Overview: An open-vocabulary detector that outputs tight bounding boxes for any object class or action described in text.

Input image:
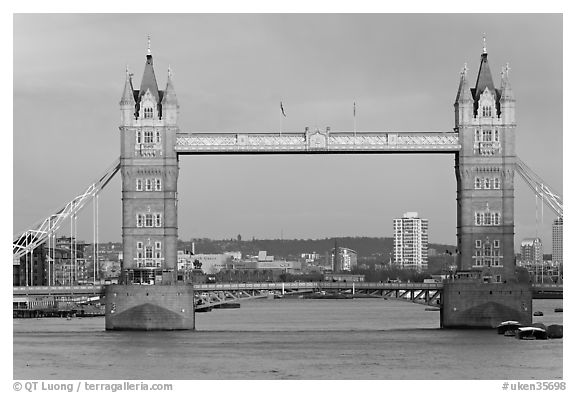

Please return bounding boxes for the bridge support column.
[105,284,195,331]
[441,282,531,328]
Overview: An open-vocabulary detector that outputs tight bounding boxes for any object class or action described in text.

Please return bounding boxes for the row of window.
[480,106,493,118]
[137,241,162,250]
[136,213,162,228]
[474,129,499,142]
[136,130,161,144]
[475,212,501,226]
[473,258,502,267]
[474,249,501,258]
[136,178,162,191]
[143,107,154,119]
[474,177,501,190]
[476,239,500,248]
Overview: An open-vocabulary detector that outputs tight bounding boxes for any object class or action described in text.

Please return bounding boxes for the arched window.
[143,107,154,119]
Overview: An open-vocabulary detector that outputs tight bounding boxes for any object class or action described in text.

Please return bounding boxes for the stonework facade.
[454,52,516,281]
[119,49,180,285]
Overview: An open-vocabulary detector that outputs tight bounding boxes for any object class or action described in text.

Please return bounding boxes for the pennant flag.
[280,101,286,117]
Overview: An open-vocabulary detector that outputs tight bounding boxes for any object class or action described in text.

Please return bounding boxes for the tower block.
[106,41,194,330]
[454,49,516,282]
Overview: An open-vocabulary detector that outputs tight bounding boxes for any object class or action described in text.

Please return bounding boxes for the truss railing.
[13,158,121,259]
[515,157,563,218]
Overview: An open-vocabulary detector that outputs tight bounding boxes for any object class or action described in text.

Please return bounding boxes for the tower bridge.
[13,39,562,330]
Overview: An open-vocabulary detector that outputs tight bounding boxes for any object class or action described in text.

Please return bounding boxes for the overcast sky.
[12,14,562,252]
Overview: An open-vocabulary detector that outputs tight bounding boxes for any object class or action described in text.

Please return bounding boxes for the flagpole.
[353,101,357,145]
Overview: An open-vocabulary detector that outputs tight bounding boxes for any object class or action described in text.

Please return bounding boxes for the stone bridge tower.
[454,43,516,281]
[118,41,180,285]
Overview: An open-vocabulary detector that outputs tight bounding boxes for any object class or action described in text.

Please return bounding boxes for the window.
[476,240,482,248]
[493,240,500,248]
[145,214,153,227]
[475,129,481,142]
[155,131,161,143]
[475,212,483,226]
[145,246,153,259]
[155,251,162,259]
[494,129,499,142]
[493,249,500,257]
[493,212,501,225]
[475,250,482,257]
[482,106,492,117]
[482,130,492,142]
[155,178,162,191]
[136,131,142,144]
[145,178,153,191]
[137,251,143,259]
[493,177,501,189]
[144,131,154,143]
[155,241,161,250]
[144,107,153,119]
[484,178,491,189]
[474,177,482,189]
[484,213,492,226]
[154,213,162,227]
[136,214,143,228]
[136,178,143,191]
[137,242,143,250]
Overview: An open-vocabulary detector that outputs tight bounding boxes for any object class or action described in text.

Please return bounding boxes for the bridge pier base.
[105,285,196,331]
[441,282,532,328]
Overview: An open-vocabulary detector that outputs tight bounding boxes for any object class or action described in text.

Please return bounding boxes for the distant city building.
[393,212,429,271]
[324,273,365,282]
[552,217,563,264]
[330,247,358,272]
[177,251,232,274]
[520,238,543,265]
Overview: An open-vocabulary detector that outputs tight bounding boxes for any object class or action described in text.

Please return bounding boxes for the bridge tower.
[119,40,180,285]
[454,43,516,281]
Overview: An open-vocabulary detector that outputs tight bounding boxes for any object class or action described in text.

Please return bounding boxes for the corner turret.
[120,66,136,126]
[161,66,179,125]
[454,63,473,127]
[499,63,515,124]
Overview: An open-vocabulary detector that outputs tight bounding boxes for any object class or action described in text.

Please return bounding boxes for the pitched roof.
[472,53,496,100]
[138,54,160,103]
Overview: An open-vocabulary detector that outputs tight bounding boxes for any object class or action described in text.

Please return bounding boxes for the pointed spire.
[473,41,496,101]
[455,63,473,104]
[500,62,515,101]
[120,64,136,106]
[162,66,178,107]
[139,37,160,103]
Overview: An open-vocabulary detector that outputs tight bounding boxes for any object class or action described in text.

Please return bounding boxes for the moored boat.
[497,320,523,335]
[515,327,548,340]
[554,307,563,313]
[533,311,543,316]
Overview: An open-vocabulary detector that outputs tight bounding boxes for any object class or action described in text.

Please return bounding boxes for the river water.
[13,298,563,380]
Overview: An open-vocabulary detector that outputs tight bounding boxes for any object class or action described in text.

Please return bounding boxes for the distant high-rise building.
[552,217,563,264]
[330,247,358,272]
[393,212,429,271]
[520,238,543,265]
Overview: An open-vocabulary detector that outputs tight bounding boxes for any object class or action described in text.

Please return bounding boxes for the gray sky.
[13,14,562,252]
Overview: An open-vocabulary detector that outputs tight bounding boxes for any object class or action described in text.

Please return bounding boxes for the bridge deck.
[175,131,461,154]
[12,282,561,297]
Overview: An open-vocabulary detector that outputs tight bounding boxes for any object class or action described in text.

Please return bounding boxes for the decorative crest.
[168,64,172,78]
[482,33,487,54]
[505,62,511,76]
[147,35,151,56]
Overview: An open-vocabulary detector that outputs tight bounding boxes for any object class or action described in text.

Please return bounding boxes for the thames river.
[13,298,562,380]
